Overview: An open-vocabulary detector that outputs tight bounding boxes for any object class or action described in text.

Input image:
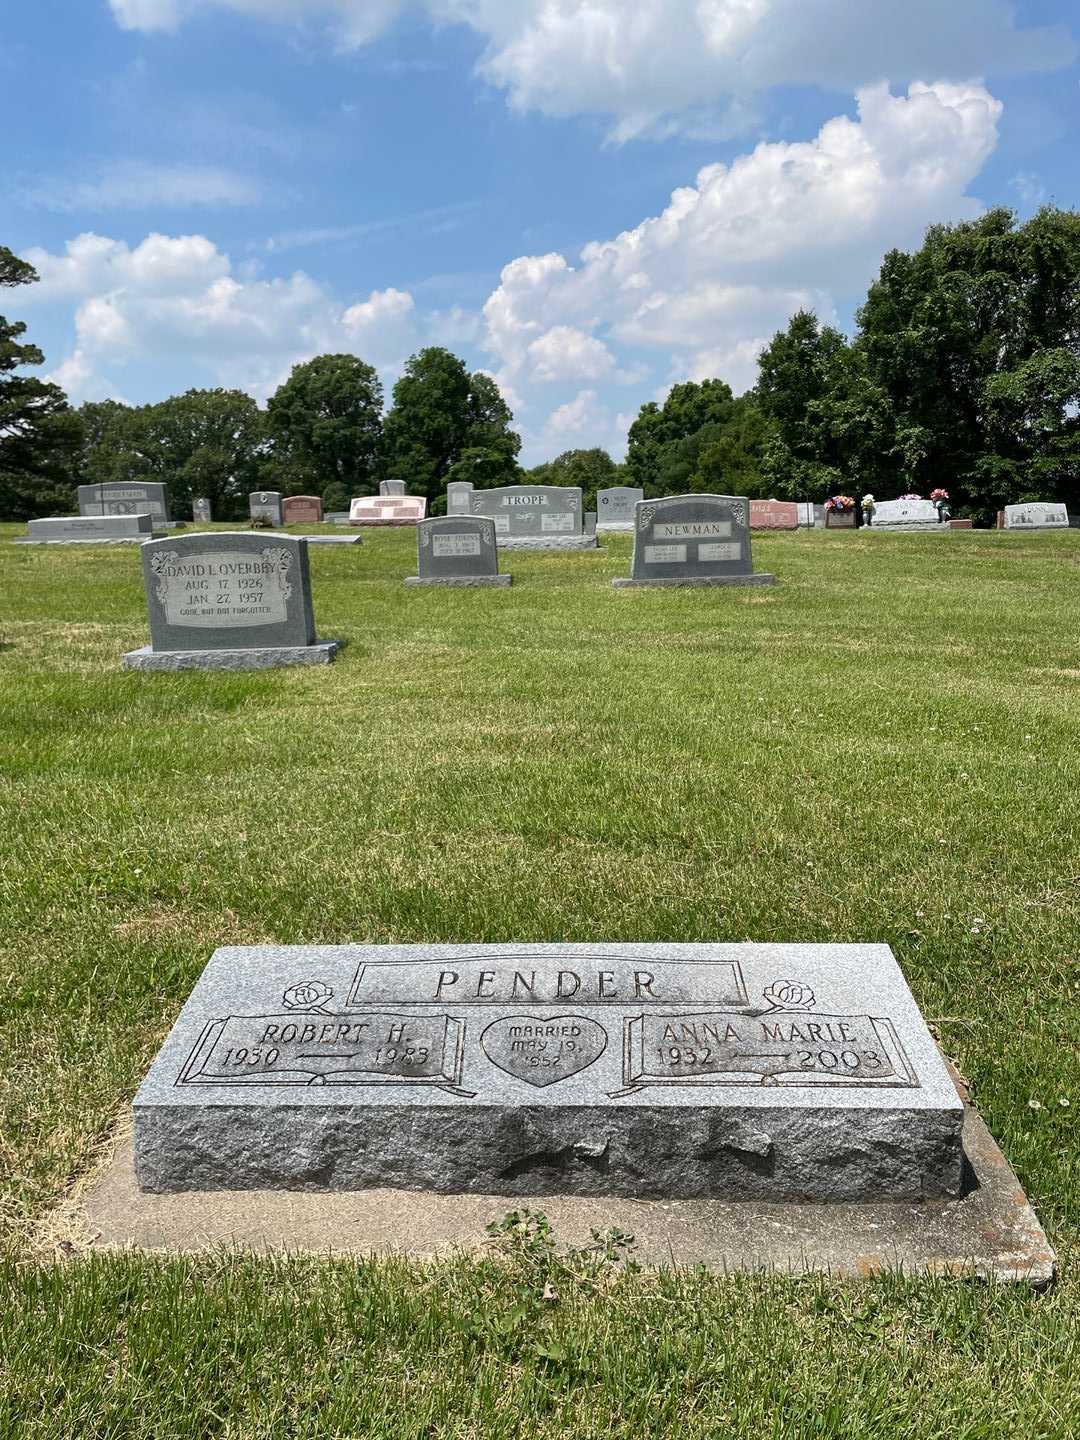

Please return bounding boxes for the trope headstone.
[122,532,338,671]
[613,494,775,588]
[78,481,172,526]
[281,495,324,525]
[379,479,407,497]
[249,491,283,527]
[469,485,594,550]
[750,500,799,530]
[192,498,212,524]
[447,481,474,516]
[133,941,964,1202]
[870,499,944,531]
[596,486,644,531]
[405,516,509,587]
[1003,502,1069,531]
[349,495,427,526]
[15,514,159,546]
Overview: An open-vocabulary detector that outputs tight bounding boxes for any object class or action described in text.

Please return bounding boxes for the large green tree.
[266,354,383,499]
[525,447,622,510]
[380,348,520,502]
[626,379,736,491]
[0,246,82,519]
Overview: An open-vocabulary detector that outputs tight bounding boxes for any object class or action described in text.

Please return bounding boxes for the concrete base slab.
[613,573,777,588]
[404,575,511,587]
[67,1096,1053,1286]
[14,534,165,546]
[498,536,598,551]
[122,641,340,671]
[596,523,635,533]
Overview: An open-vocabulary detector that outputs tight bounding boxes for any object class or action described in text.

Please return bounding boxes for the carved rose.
[762,980,816,1011]
[283,980,334,1011]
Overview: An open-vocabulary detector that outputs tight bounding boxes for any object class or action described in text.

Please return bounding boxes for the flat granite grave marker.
[405,516,510,587]
[596,486,643,531]
[78,481,174,526]
[870,498,945,532]
[613,494,775,588]
[469,485,596,551]
[15,514,160,546]
[1003,502,1069,530]
[249,491,283,527]
[133,942,963,1201]
[282,495,324,525]
[123,532,339,671]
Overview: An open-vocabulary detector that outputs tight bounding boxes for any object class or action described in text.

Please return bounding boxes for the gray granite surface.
[22,514,156,543]
[597,486,644,530]
[446,481,474,515]
[123,642,339,671]
[1004,502,1069,530]
[470,485,583,542]
[192,499,212,523]
[499,536,598,551]
[411,516,503,582]
[248,491,283,526]
[134,943,964,1201]
[304,535,364,545]
[379,479,407,496]
[617,494,774,586]
[78,481,171,523]
[404,575,511,587]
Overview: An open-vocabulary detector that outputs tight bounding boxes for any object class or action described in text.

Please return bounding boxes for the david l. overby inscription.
[134,943,962,1199]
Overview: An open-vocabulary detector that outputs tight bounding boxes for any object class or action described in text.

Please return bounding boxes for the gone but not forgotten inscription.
[135,943,963,1200]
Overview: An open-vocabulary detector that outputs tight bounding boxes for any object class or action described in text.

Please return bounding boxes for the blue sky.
[5,1,1078,462]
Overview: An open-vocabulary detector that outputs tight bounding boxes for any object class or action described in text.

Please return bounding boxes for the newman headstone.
[282,495,324,525]
[15,514,159,546]
[249,491,283,527]
[123,532,338,671]
[1003,502,1069,530]
[405,516,509,587]
[613,494,775,588]
[379,479,407,497]
[469,485,595,550]
[193,498,212,524]
[596,486,644,531]
[447,481,474,516]
[750,500,799,530]
[133,941,964,1201]
[870,498,944,532]
[78,481,174,527]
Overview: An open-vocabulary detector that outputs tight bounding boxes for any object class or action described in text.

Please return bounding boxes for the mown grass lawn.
[0,521,1077,1438]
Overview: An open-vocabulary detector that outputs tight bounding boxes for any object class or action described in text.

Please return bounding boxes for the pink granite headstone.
[349,495,427,526]
[749,500,799,530]
[282,495,324,524]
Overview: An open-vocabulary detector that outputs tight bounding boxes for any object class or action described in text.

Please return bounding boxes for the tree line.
[3,207,1079,523]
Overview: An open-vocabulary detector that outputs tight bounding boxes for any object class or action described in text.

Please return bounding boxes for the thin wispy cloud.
[262,200,482,253]
[19,162,266,212]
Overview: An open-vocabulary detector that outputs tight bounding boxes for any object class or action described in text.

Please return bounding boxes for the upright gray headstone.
[249,491,283,527]
[584,511,597,538]
[379,479,407,497]
[133,941,964,1202]
[193,498,212,524]
[15,514,159,546]
[596,486,644,531]
[614,494,775,588]
[78,481,171,525]
[469,485,595,550]
[1003,502,1069,530]
[123,532,338,671]
[446,481,474,516]
[405,516,509,587]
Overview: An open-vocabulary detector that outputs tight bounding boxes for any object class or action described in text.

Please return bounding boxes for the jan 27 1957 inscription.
[174,954,918,1095]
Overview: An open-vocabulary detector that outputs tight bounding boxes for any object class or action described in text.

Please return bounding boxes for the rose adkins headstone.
[14,514,160,546]
[613,494,776,588]
[1004,502,1069,530]
[282,495,324,525]
[78,481,174,526]
[405,516,510,588]
[249,491,283,527]
[447,481,474,516]
[123,532,339,671]
[133,942,964,1202]
[193,498,212,524]
[596,486,644,531]
[469,484,596,550]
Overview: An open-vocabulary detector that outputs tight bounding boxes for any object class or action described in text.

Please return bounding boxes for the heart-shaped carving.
[480,1015,608,1089]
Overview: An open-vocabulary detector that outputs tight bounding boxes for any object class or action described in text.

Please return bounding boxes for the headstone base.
[498,536,598,551]
[596,522,635,533]
[613,573,776,588]
[868,524,951,533]
[404,575,512,587]
[303,535,364,545]
[122,642,340,672]
[14,535,165,546]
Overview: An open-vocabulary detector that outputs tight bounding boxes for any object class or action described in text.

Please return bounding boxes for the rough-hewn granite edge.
[613,573,777,588]
[122,642,340,671]
[404,575,511,587]
[498,537,599,551]
[14,534,165,546]
[132,1101,964,1202]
